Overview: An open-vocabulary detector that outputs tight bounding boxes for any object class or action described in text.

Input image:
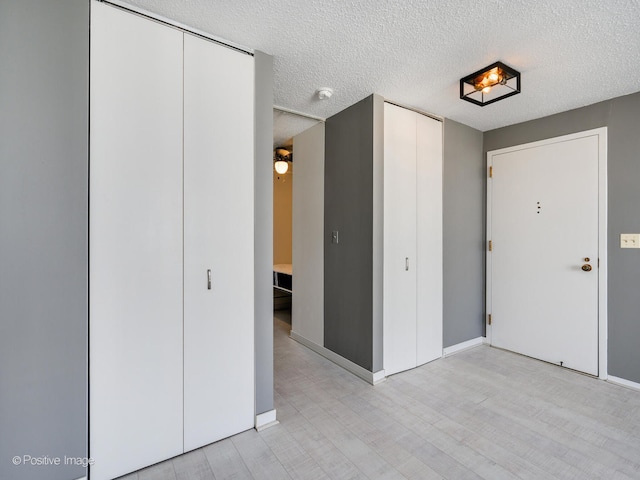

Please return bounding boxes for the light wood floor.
[121,311,640,479]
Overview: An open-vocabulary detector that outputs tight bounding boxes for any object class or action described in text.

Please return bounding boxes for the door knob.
[581,264,592,272]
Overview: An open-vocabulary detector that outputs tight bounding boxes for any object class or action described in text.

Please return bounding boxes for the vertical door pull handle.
[207,269,212,290]
[405,257,409,271]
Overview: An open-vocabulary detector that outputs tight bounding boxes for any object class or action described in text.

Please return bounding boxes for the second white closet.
[383,102,443,376]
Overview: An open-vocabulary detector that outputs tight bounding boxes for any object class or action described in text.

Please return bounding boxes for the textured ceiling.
[273,110,320,148]
[119,0,640,141]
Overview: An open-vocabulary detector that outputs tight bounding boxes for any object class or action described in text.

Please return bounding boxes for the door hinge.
[488,314,492,326]
[488,240,493,252]
[489,166,493,178]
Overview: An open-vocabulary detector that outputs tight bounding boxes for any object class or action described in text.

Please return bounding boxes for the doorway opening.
[272,108,323,332]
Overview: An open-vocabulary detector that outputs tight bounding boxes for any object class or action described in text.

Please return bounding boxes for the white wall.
[292,122,325,345]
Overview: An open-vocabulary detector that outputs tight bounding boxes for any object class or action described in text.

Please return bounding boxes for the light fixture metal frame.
[459,61,521,107]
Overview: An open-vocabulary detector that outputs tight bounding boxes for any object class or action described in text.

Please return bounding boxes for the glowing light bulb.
[482,86,492,94]
[274,160,288,174]
[487,72,499,82]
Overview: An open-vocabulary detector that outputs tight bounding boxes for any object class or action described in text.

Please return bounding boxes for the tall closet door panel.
[90,3,184,480]
[183,34,255,451]
[383,103,418,376]
[416,115,443,365]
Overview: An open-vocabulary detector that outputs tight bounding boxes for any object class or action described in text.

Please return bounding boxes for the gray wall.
[0,1,89,479]
[484,91,640,384]
[254,51,274,415]
[442,119,486,347]
[324,95,379,371]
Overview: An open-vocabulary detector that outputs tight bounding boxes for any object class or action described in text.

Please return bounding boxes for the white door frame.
[486,127,608,379]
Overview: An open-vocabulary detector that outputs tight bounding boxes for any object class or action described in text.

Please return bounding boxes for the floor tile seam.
[472,400,637,479]
[479,396,640,475]
[230,433,287,480]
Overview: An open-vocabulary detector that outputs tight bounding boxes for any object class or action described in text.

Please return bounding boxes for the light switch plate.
[620,233,640,248]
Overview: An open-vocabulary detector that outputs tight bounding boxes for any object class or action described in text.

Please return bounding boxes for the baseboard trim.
[607,375,640,392]
[371,369,386,384]
[73,477,87,480]
[290,331,385,385]
[443,336,485,357]
[255,409,278,431]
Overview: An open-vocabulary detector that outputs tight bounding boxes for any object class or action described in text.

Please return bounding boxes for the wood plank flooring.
[119,311,640,479]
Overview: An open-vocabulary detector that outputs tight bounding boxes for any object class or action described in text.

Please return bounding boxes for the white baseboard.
[290,331,385,385]
[607,375,640,392]
[371,369,386,384]
[255,409,278,431]
[443,336,485,357]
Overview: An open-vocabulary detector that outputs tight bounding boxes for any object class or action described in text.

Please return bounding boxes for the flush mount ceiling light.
[274,148,292,174]
[460,61,521,106]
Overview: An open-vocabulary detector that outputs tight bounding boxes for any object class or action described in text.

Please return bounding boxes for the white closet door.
[90,3,184,480]
[416,115,443,365]
[183,34,255,451]
[383,103,418,376]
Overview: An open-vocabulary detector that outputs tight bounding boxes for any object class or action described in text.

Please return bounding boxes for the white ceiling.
[273,109,320,148]
[120,0,640,144]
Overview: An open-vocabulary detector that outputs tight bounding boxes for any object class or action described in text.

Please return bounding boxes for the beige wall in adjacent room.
[273,165,293,264]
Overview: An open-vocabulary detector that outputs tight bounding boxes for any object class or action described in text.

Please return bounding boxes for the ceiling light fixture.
[460,61,521,106]
[274,148,292,174]
[274,160,288,174]
[317,88,333,100]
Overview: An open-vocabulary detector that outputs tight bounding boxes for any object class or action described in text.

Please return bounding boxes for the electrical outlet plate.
[620,233,640,248]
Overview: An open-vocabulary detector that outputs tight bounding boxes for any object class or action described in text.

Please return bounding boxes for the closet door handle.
[405,257,409,271]
[207,269,212,290]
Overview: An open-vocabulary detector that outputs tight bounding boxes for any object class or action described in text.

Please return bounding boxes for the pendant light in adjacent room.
[274,148,291,174]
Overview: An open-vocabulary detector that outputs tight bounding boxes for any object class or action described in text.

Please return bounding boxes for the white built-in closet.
[383,102,443,376]
[90,3,254,479]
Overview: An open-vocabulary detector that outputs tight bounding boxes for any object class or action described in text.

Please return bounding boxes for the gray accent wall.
[484,91,640,384]
[0,1,89,479]
[324,95,382,371]
[254,51,274,415]
[442,119,485,347]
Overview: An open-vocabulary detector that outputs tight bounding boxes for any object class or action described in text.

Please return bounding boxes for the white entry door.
[488,129,606,376]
